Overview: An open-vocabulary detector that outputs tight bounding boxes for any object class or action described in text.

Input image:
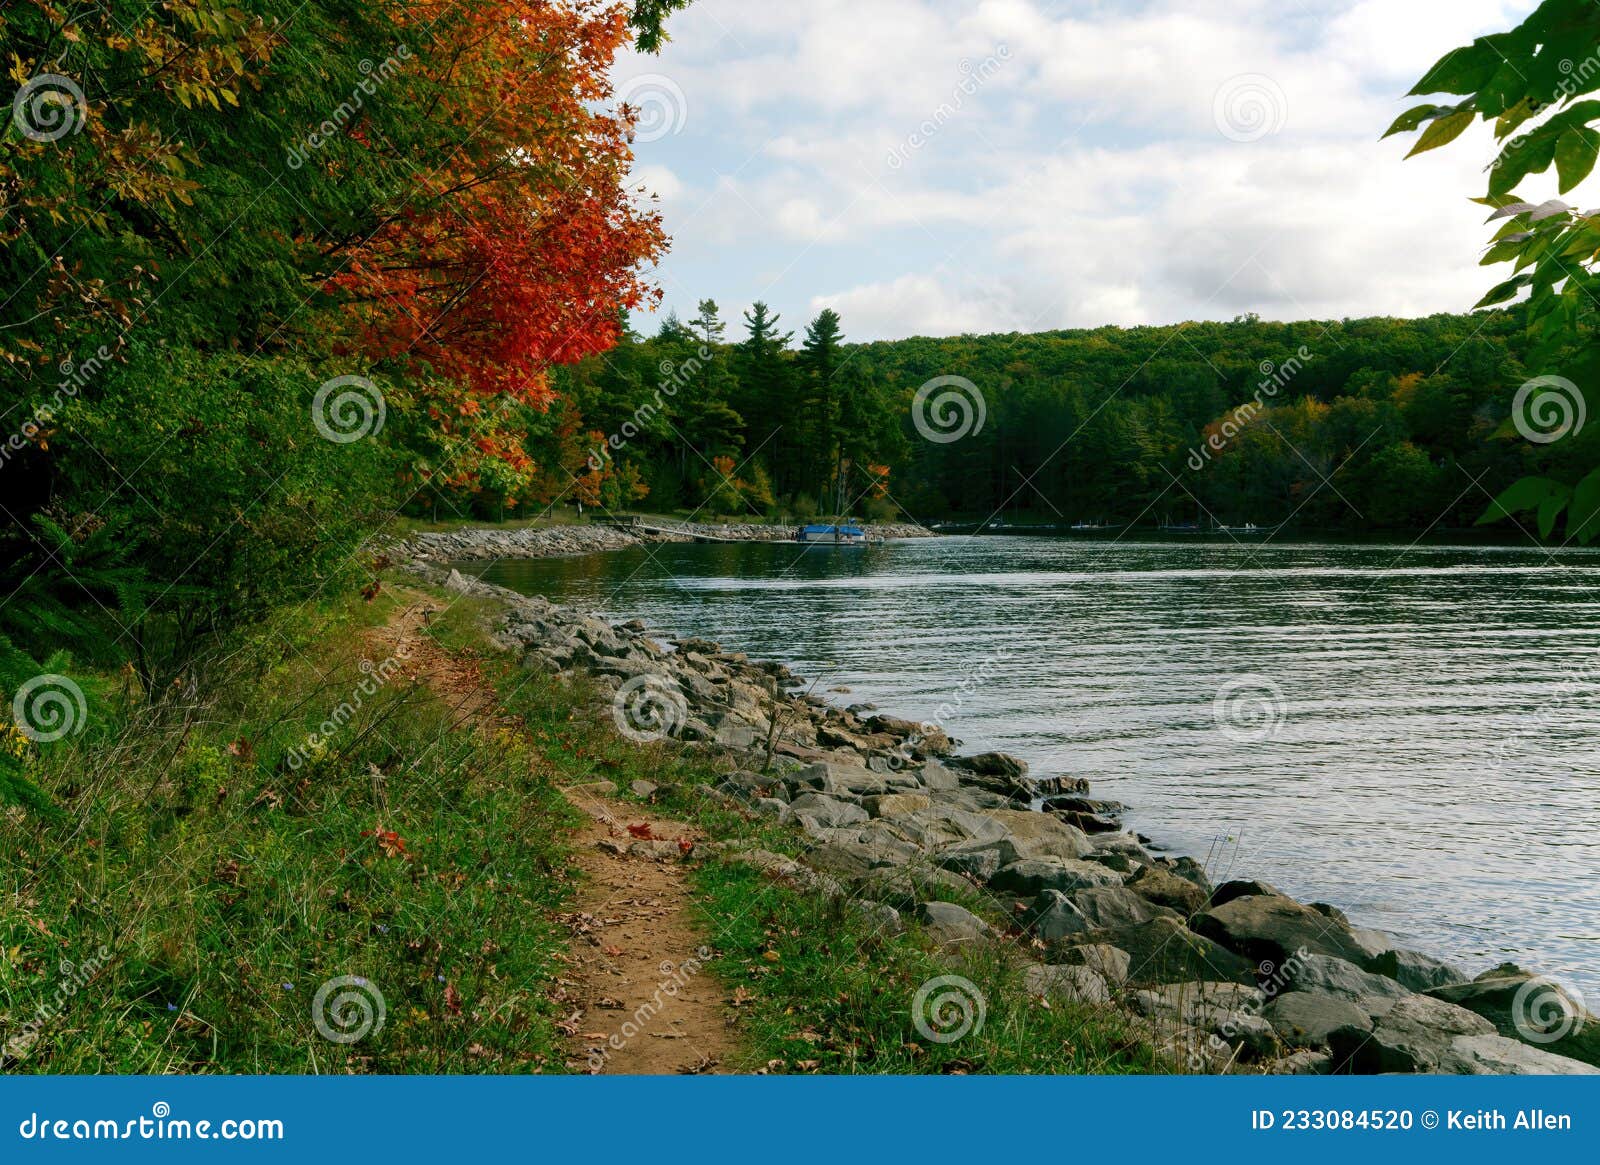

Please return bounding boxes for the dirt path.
[366,595,737,1074]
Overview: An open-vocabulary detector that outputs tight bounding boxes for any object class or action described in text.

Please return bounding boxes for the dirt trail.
[366,595,737,1074]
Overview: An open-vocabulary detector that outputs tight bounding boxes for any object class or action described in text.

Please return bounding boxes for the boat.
[794,523,869,545]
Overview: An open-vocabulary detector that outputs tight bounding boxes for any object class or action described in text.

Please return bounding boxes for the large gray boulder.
[1126,864,1208,915]
[1194,894,1371,965]
[990,858,1121,896]
[789,794,871,833]
[1024,890,1093,942]
[1285,954,1411,1018]
[1054,942,1132,985]
[913,900,991,946]
[1130,982,1278,1060]
[1367,946,1468,993]
[1069,886,1180,930]
[977,809,1093,860]
[1023,964,1111,1005]
[1265,991,1372,1048]
[1060,916,1259,987]
[1427,969,1600,1069]
[1327,993,1494,1073]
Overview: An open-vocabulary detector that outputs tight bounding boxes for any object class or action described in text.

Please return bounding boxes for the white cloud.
[627,0,1565,341]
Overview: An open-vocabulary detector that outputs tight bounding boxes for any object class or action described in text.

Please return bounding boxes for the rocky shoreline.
[402,534,1597,1076]
[404,519,934,563]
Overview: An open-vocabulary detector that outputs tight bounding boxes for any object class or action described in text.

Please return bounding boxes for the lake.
[465,535,1600,996]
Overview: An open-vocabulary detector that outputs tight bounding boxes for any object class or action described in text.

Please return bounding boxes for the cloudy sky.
[611,0,1546,343]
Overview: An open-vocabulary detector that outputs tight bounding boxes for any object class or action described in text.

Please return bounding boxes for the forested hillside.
[552,304,1586,532]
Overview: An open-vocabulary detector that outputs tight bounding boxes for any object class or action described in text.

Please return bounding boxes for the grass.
[2,577,1161,1075]
[1,588,579,1073]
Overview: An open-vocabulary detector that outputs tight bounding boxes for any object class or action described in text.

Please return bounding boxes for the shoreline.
[399,529,1599,1076]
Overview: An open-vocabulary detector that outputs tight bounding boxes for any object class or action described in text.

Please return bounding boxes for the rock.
[719,769,790,802]
[750,797,794,824]
[802,829,921,877]
[977,809,1093,860]
[1347,926,1393,963]
[790,762,889,797]
[1436,1033,1600,1075]
[628,839,687,861]
[1024,964,1111,1005]
[1024,890,1093,942]
[1063,916,1259,987]
[1089,832,1148,861]
[564,780,618,799]
[1265,1050,1332,1075]
[1161,856,1214,894]
[952,752,1029,779]
[916,761,963,791]
[851,866,976,909]
[629,779,658,799]
[1265,991,1372,1049]
[1368,947,1468,993]
[933,848,1002,883]
[848,901,904,936]
[1285,954,1411,1018]
[912,901,990,946]
[862,792,934,818]
[1130,982,1278,1060]
[1055,943,1132,985]
[877,805,1012,852]
[1427,972,1600,1068]
[1194,894,1371,965]
[1126,864,1208,915]
[1208,879,1284,907]
[789,793,870,831]
[1069,886,1180,929]
[1328,993,1497,1074]
[990,858,1122,896]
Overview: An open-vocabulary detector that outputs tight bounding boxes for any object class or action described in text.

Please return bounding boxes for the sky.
[610,0,1550,344]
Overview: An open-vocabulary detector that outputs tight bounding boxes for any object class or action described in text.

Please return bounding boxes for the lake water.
[466,535,1600,995]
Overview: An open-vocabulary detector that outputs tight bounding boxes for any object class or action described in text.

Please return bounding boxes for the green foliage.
[1395,1,1600,536]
